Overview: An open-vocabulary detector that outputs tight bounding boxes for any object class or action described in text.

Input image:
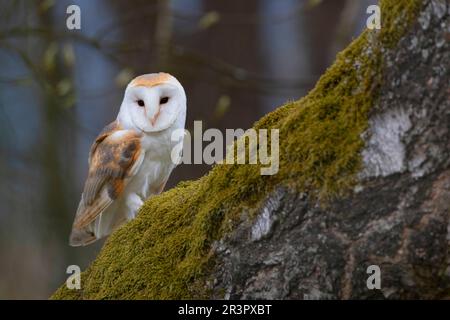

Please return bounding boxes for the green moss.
[52,0,422,300]
[379,0,423,48]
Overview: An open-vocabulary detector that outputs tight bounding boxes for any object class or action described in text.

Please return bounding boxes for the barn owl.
[69,73,186,246]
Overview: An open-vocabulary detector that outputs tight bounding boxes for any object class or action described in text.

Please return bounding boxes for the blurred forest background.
[0,0,373,299]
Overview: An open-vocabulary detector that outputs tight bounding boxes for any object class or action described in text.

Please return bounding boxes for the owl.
[69,73,186,246]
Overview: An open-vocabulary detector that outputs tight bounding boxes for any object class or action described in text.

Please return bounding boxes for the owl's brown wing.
[72,121,144,230]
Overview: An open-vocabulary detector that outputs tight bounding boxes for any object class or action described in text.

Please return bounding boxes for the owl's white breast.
[127,111,185,201]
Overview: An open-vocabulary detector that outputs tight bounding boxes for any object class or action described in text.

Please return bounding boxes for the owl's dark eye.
[137,99,145,107]
[160,97,169,104]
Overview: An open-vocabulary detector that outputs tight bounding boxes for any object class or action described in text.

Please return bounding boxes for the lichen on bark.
[52,0,427,300]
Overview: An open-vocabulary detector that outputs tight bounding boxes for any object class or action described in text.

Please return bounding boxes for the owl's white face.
[118,73,186,133]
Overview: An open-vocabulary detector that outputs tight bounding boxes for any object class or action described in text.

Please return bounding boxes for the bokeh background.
[0,0,374,299]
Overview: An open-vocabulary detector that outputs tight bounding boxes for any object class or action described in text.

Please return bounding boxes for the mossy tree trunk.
[52,0,449,299]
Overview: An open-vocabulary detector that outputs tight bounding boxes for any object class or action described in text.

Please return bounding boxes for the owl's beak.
[150,106,161,126]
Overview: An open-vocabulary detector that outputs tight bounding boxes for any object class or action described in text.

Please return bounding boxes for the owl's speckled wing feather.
[72,121,144,230]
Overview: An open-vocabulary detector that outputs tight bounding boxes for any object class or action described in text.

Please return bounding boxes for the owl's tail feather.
[69,227,98,247]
